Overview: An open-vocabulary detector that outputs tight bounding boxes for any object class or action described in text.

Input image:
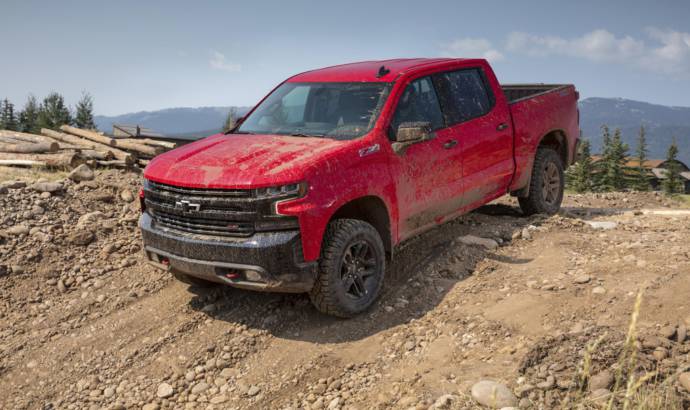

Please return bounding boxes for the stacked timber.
[0,125,176,170]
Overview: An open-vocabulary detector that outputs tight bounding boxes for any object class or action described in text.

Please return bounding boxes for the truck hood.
[143,133,347,188]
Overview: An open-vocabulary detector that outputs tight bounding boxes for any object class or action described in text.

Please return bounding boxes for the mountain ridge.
[94,98,689,163]
[578,97,690,163]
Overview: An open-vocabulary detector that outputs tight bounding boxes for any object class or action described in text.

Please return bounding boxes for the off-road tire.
[518,147,564,216]
[172,270,216,287]
[309,219,385,318]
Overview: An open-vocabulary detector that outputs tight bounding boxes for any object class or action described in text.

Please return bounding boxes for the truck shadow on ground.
[187,203,541,344]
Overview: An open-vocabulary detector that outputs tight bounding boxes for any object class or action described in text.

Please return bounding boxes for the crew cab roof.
[288,58,483,83]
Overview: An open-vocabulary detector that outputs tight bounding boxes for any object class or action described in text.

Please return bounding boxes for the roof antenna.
[376,65,390,78]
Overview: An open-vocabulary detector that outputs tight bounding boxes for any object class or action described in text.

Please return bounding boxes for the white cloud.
[505,28,690,74]
[209,50,241,72]
[644,27,690,73]
[441,38,504,62]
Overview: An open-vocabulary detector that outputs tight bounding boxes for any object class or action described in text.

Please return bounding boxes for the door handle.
[497,123,509,131]
[443,139,458,149]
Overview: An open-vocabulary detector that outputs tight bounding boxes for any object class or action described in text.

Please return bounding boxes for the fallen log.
[111,139,163,157]
[96,160,130,168]
[0,160,41,167]
[0,136,26,144]
[0,130,60,145]
[123,138,176,149]
[80,150,114,160]
[42,128,133,164]
[0,141,59,153]
[0,152,85,168]
[60,125,116,146]
[60,125,161,157]
[0,134,78,151]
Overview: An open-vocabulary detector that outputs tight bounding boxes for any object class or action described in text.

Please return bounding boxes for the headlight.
[255,182,307,199]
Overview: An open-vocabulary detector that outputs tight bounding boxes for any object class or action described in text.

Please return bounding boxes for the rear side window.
[433,68,494,125]
[389,76,445,139]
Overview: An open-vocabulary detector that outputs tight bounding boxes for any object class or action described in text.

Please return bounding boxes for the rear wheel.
[309,219,385,318]
[518,148,564,215]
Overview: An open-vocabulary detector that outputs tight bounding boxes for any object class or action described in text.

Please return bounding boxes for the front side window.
[237,82,390,140]
[389,76,445,140]
[433,68,493,125]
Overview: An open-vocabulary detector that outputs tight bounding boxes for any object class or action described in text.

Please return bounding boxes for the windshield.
[236,82,390,140]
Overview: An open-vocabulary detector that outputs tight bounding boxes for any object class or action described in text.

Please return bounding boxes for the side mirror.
[396,121,432,143]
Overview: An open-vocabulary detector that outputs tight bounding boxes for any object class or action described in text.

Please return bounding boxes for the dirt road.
[1,169,689,409]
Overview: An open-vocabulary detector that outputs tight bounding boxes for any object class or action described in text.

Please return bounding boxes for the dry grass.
[0,166,69,183]
[567,291,685,409]
[675,194,690,208]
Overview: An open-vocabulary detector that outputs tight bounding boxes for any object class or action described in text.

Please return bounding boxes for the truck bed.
[501,84,571,104]
[506,83,580,193]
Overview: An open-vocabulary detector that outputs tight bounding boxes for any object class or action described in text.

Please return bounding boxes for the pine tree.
[74,92,97,130]
[662,138,683,195]
[593,125,612,190]
[632,125,650,191]
[599,127,628,191]
[567,139,594,192]
[223,107,238,133]
[0,98,18,131]
[18,95,40,134]
[37,92,72,131]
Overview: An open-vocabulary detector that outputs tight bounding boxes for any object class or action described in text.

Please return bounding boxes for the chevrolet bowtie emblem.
[174,200,201,212]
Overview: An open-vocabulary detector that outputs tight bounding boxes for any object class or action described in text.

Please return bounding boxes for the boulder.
[458,235,499,250]
[68,164,95,182]
[30,181,63,193]
[470,380,517,408]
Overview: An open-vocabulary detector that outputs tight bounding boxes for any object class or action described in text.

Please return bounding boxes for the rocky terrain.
[0,167,689,409]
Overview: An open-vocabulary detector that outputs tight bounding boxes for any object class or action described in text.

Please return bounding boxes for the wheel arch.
[538,129,569,168]
[327,195,392,255]
[512,129,569,198]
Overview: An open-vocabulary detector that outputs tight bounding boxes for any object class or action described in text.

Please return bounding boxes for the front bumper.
[139,213,317,292]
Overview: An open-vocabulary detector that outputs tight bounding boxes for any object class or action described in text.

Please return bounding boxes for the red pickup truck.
[140,58,579,317]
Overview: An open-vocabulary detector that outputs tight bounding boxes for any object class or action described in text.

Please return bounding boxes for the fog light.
[244,270,262,282]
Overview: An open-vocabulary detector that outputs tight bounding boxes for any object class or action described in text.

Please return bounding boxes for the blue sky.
[2,0,689,115]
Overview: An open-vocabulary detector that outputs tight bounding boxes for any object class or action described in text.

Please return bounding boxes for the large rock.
[120,189,134,203]
[589,370,614,391]
[458,235,499,250]
[68,230,95,246]
[77,211,106,228]
[156,382,174,398]
[676,324,687,343]
[585,221,617,230]
[191,381,209,394]
[572,274,592,284]
[68,164,95,182]
[591,388,612,401]
[470,380,517,408]
[0,180,26,189]
[679,372,690,393]
[5,224,30,236]
[30,181,63,193]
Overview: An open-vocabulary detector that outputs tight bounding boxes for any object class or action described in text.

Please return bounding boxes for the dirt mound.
[1,168,689,409]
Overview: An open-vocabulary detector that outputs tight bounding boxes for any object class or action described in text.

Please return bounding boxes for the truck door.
[432,66,513,210]
[388,76,464,238]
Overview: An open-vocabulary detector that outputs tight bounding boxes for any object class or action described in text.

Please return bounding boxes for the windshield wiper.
[290,132,325,138]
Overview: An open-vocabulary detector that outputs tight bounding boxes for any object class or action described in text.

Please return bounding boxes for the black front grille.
[153,210,255,237]
[144,181,257,237]
[143,181,298,238]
